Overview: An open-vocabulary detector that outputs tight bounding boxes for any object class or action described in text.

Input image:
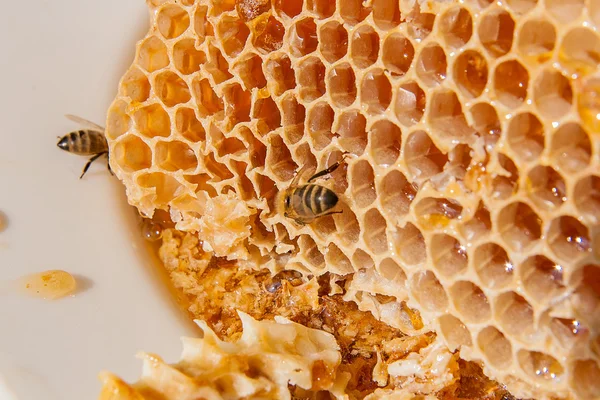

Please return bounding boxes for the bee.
[276,155,348,225]
[56,114,112,179]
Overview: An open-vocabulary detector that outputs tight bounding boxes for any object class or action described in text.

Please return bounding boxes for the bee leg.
[79,153,105,179]
[322,210,343,217]
[307,154,351,183]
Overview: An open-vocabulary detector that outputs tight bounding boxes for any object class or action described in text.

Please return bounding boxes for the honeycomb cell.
[297,57,326,101]
[106,100,131,140]
[155,140,198,172]
[430,234,468,278]
[273,0,303,18]
[517,19,556,58]
[460,203,492,242]
[474,243,514,289]
[233,54,266,90]
[559,28,600,76]
[350,26,380,69]
[415,197,463,229]
[223,84,251,127]
[372,0,401,29]
[490,153,519,201]
[550,123,592,174]
[253,96,281,135]
[549,317,586,348]
[215,130,246,158]
[205,44,233,84]
[416,43,447,87]
[494,60,529,108]
[406,8,435,41]
[235,0,271,22]
[350,160,376,208]
[335,206,360,246]
[120,67,150,103]
[369,120,401,167]
[184,173,217,197]
[478,10,515,58]
[438,314,472,351]
[428,90,472,139]
[264,54,296,96]
[336,111,367,156]
[495,292,535,339]
[299,235,325,272]
[217,15,250,57]
[325,243,353,275]
[378,258,407,284]
[134,103,171,138]
[518,351,563,381]
[204,152,234,181]
[137,36,169,73]
[363,208,389,254]
[280,94,306,145]
[175,107,205,142]
[137,172,183,204]
[534,69,572,119]
[319,21,348,63]
[450,281,491,323]
[193,5,213,43]
[339,0,370,24]
[405,130,448,181]
[191,78,224,117]
[361,69,392,114]
[266,135,297,182]
[546,0,584,22]
[477,326,513,369]
[521,254,565,304]
[410,270,449,312]
[439,7,473,49]
[506,0,538,13]
[498,202,542,252]
[468,103,501,149]
[382,33,414,77]
[307,102,335,150]
[571,360,600,399]
[328,63,357,107]
[353,248,375,271]
[394,81,426,127]
[574,175,600,223]
[506,112,544,162]
[313,214,336,241]
[391,222,426,266]
[157,5,190,39]
[253,16,285,54]
[290,18,318,57]
[526,166,566,210]
[294,142,316,171]
[547,216,591,261]
[306,0,335,18]
[155,71,191,107]
[173,39,206,75]
[453,50,488,99]
[113,135,152,172]
[379,170,415,221]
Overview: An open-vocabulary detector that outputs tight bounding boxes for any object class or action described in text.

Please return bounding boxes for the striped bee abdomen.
[298,184,339,218]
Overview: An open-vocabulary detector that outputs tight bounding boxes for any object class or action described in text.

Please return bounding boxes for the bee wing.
[64,114,105,132]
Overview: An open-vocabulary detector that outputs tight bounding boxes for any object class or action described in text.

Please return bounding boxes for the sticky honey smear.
[21,270,77,300]
[106,0,600,399]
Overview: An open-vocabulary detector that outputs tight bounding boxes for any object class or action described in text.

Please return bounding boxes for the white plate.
[0,2,196,399]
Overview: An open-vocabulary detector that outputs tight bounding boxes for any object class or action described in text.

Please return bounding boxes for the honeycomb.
[106,0,600,398]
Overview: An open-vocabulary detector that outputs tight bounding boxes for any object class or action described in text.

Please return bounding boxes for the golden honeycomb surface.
[106,0,600,398]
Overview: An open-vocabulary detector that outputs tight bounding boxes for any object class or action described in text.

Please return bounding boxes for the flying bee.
[57,114,112,179]
[276,155,349,225]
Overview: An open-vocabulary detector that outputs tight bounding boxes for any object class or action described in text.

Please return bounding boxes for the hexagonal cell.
[328,63,357,108]
[157,5,190,39]
[416,43,447,87]
[559,28,600,76]
[298,235,325,272]
[404,130,447,181]
[233,54,266,91]
[213,128,246,158]
[155,71,191,107]
[391,222,426,267]
[335,111,367,156]
[173,39,206,75]
[280,94,305,145]
[474,242,514,289]
[313,214,336,241]
[325,243,353,275]
[460,202,492,242]
[350,25,380,69]
[235,0,270,21]
[352,248,374,271]
[517,19,556,58]
[184,173,217,197]
[307,102,334,150]
[223,85,251,129]
[490,153,519,201]
[450,281,491,323]
[361,69,392,114]
[273,0,302,18]
[571,360,600,399]
[430,234,468,278]
[133,103,171,138]
[439,7,473,49]
[137,36,169,73]
[415,197,463,230]
[506,112,543,162]
[106,100,131,140]
[319,21,348,63]
[382,33,414,77]
[191,78,224,117]
[494,292,535,339]
[363,208,389,254]
[253,96,281,135]
[428,89,473,140]
[175,107,205,142]
[546,0,584,22]
[297,57,326,102]
[438,314,472,351]
[477,326,512,369]
[350,160,376,208]
[137,172,183,204]
[253,16,285,54]
[379,170,415,221]
[574,175,600,223]
[293,142,316,171]
[521,254,565,305]
[453,50,487,99]
[339,0,370,24]
[217,15,249,57]
[155,140,198,172]
[193,5,213,43]
[506,0,537,13]
[550,317,587,348]
[493,60,529,108]
[266,135,297,182]
[547,215,591,261]
[394,81,426,127]
[526,166,566,210]
[289,18,318,57]
[410,270,449,312]
[113,135,152,172]
[334,205,360,246]
[571,265,600,319]
[205,43,233,84]
[378,258,407,285]
[306,0,335,18]
[550,123,591,173]
[372,0,400,29]
[498,202,542,252]
[534,69,573,119]
[468,103,501,149]
[478,10,515,58]
[120,67,150,103]
[204,152,234,181]
[406,8,435,41]
[369,120,401,167]
[518,350,564,382]
[264,54,296,96]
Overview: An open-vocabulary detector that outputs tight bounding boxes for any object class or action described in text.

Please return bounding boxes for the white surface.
[0,2,196,399]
